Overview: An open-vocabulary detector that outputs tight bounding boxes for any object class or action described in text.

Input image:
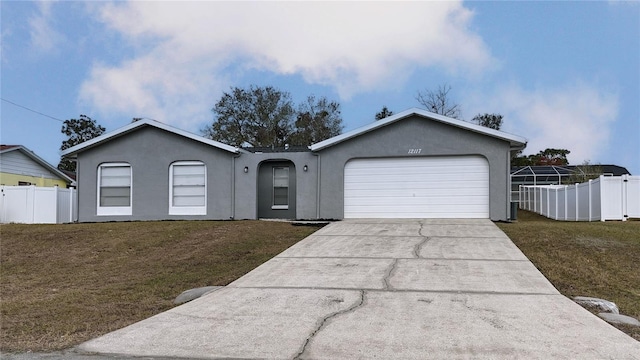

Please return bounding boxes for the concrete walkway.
[76,219,640,359]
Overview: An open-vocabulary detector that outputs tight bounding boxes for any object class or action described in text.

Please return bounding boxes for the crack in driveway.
[383,259,399,290]
[413,222,431,258]
[293,290,366,360]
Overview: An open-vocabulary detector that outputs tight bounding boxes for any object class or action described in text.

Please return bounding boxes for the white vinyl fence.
[519,175,640,221]
[0,185,77,224]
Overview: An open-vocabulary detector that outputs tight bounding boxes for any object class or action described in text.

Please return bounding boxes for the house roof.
[309,108,528,151]
[60,119,240,157]
[243,145,312,153]
[0,145,75,185]
[511,165,631,177]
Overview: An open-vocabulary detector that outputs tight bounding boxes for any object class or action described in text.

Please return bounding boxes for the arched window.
[169,161,206,215]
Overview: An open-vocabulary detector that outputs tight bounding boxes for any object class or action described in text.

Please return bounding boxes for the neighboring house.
[61,108,527,222]
[0,145,75,187]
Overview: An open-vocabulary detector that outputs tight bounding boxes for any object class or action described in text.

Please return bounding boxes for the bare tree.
[563,161,603,184]
[415,84,461,119]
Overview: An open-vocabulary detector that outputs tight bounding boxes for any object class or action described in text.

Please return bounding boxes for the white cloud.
[80,1,492,130]
[28,1,63,53]
[477,83,619,165]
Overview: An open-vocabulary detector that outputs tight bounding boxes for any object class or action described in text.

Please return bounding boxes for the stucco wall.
[315,116,512,221]
[232,152,318,220]
[76,126,234,222]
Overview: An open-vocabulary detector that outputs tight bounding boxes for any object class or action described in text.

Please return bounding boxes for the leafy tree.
[415,84,461,119]
[534,148,570,165]
[58,115,105,172]
[289,95,343,146]
[512,148,571,166]
[472,113,503,130]
[511,150,529,166]
[375,106,394,120]
[203,85,295,147]
[203,86,343,147]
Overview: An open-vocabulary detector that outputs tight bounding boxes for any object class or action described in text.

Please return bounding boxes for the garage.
[344,156,489,218]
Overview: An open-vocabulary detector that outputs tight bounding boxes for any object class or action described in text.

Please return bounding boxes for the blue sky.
[2,1,639,175]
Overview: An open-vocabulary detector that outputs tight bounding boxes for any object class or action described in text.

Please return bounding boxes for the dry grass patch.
[497,211,640,341]
[0,220,319,352]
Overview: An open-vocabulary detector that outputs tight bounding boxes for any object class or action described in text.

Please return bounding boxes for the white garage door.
[344,156,489,218]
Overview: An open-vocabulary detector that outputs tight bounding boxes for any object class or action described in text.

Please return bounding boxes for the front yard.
[497,211,640,341]
[0,220,319,352]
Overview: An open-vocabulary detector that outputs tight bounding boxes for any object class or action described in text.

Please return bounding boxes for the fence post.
[588,179,593,222]
[553,189,560,220]
[599,175,606,222]
[538,187,542,214]
[622,174,628,222]
[564,185,568,221]
[54,185,59,223]
[547,188,551,217]
[69,188,74,223]
[519,185,522,209]
[575,183,579,221]
[0,186,4,223]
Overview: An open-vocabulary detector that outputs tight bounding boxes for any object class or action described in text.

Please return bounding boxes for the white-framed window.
[272,166,289,210]
[169,161,206,215]
[97,163,132,216]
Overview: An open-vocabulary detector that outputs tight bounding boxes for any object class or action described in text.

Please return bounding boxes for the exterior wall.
[0,172,68,187]
[316,116,512,221]
[233,152,318,220]
[0,150,68,187]
[76,126,234,222]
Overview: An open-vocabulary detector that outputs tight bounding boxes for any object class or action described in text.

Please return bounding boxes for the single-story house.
[61,108,527,222]
[0,145,75,187]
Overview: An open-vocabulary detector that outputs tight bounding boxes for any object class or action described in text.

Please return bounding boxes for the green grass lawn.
[0,220,319,352]
[497,210,640,341]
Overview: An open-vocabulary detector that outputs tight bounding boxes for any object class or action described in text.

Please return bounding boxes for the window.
[170,161,206,215]
[97,163,132,216]
[272,167,289,210]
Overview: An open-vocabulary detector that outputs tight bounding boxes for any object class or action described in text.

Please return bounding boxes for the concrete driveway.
[78,219,640,359]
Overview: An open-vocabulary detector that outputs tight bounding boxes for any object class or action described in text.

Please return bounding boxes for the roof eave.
[310,108,527,151]
[61,119,239,157]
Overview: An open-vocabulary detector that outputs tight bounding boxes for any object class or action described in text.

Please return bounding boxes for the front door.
[257,161,296,219]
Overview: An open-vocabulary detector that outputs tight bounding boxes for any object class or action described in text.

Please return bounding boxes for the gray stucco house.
[61,108,527,222]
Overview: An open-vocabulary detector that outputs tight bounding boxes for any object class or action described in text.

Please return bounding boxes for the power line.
[1,97,65,122]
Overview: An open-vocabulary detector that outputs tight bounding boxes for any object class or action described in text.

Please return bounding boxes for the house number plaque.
[408,148,422,154]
